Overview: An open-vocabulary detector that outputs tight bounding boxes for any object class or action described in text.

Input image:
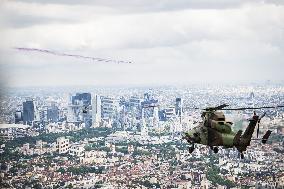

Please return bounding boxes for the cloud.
[0,1,117,28]
[0,0,284,87]
[10,0,284,12]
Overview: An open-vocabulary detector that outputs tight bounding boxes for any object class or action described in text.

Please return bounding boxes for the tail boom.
[235,115,259,152]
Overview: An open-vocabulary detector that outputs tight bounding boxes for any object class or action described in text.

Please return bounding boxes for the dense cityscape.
[0,83,283,188]
[1,0,284,188]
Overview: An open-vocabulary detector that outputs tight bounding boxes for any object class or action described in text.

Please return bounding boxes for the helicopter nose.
[183,133,195,143]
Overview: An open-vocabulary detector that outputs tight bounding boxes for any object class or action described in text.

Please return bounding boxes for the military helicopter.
[182,104,284,159]
[82,105,89,114]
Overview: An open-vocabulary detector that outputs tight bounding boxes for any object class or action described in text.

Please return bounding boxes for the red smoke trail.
[14,47,132,64]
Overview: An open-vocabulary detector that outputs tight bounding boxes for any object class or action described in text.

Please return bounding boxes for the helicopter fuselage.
[185,123,236,148]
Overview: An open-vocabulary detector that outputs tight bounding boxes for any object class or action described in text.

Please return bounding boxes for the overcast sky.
[0,0,284,87]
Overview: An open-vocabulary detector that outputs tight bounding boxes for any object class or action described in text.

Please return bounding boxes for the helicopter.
[182,104,284,159]
[82,105,89,114]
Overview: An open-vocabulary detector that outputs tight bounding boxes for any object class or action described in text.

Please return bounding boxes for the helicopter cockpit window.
[218,118,225,121]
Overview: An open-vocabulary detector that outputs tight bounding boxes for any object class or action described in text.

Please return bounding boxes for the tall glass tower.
[92,94,101,127]
[23,100,34,125]
[175,98,183,117]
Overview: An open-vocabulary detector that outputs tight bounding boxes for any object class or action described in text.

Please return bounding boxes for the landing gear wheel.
[213,147,219,154]
[188,144,195,153]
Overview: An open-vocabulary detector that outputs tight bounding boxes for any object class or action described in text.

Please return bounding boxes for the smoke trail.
[14,47,132,64]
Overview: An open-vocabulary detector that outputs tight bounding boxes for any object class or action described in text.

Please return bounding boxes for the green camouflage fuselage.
[185,121,235,148]
[184,111,259,152]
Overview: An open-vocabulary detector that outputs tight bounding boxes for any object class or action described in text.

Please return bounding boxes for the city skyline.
[1,85,284,188]
[1,0,284,87]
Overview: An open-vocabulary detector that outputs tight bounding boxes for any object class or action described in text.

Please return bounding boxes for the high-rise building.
[92,94,101,127]
[33,102,41,122]
[56,137,70,154]
[101,96,118,120]
[14,110,22,124]
[39,109,47,122]
[175,98,183,117]
[153,106,159,130]
[72,93,91,106]
[164,106,176,120]
[129,96,141,108]
[23,100,34,125]
[158,110,166,121]
[47,105,59,123]
[140,108,148,136]
[144,93,150,101]
[141,98,158,119]
[68,93,92,127]
[67,105,77,122]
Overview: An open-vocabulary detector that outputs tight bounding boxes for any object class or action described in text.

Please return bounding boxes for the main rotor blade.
[184,105,284,111]
[259,112,266,120]
[222,105,284,110]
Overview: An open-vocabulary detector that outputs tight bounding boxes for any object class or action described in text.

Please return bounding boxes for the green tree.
[207,165,236,188]
[57,167,65,174]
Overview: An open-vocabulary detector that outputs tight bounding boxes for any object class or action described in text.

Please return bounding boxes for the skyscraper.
[92,94,101,127]
[140,108,148,136]
[129,96,141,108]
[144,93,150,101]
[23,100,35,125]
[14,110,22,124]
[67,105,77,122]
[47,105,59,123]
[68,93,92,127]
[164,106,176,120]
[175,98,183,117]
[72,93,91,106]
[153,106,160,130]
[101,96,118,120]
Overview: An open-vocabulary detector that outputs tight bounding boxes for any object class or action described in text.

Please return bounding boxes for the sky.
[0,0,284,87]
